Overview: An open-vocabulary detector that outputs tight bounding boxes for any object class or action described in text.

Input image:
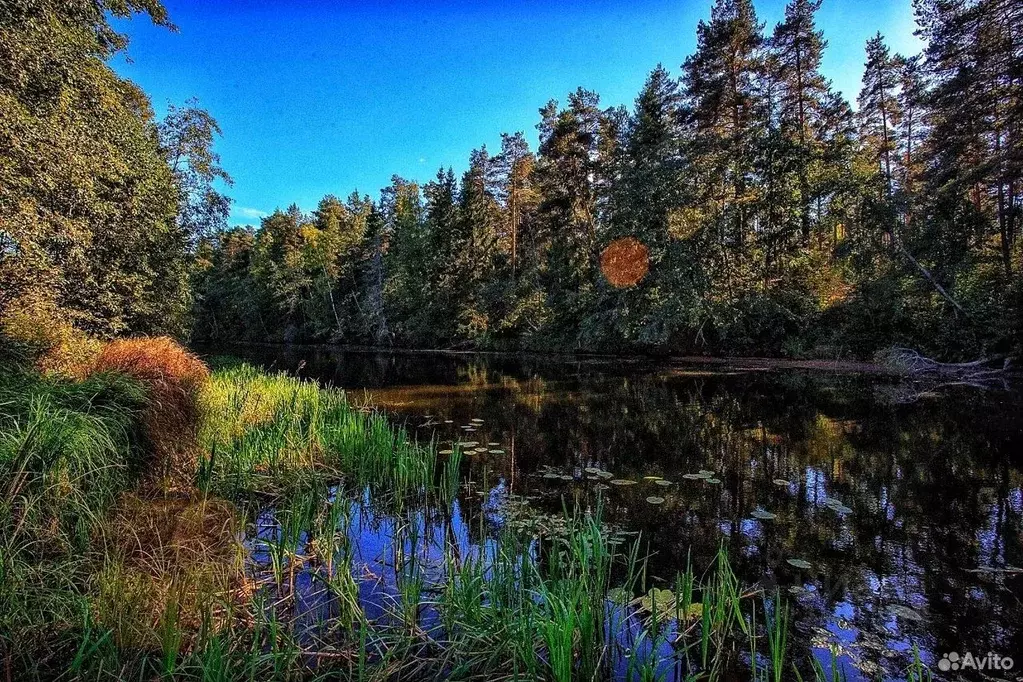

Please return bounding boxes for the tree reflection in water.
[218,345,1023,681]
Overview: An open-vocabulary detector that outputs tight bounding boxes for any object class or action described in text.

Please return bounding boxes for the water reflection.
[211,346,1023,681]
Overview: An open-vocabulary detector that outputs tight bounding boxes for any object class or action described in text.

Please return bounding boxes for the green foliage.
[160,98,233,243]
[1,0,178,336]
[0,368,147,666]
[0,1,233,343]
[174,0,1018,361]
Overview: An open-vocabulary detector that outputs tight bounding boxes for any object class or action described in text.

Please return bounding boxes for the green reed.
[764,590,790,682]
[1,359,940,681]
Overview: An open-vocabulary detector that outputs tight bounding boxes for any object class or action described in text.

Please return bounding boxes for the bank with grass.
[0,338,935,681]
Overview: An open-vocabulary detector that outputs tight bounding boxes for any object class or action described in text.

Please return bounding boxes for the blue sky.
[112,0,922,227]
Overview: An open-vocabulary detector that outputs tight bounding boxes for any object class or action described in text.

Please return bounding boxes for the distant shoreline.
[194,340,895,375]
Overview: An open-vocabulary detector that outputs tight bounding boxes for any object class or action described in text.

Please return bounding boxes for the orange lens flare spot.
[600,237,650,288]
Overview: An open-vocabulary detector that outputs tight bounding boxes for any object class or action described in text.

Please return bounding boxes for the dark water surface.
[211,345,1023,681]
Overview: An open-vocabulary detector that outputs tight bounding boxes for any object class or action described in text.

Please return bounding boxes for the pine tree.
[896,54,928,220]
[858,34,902,200]
[768,0,830,244]
[682,0,766,253]
[361,205,390,345]
[423,168,460,343]
[531,89,617,342]
[619,65,683,254]
[453,147,503,341]
[917,0,1022,277]
[250,206,310,339]
[597,66,685,347]
[380,177,426,344]
[494,132,538,280]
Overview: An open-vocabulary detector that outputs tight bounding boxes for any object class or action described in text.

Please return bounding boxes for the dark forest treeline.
[1,0,1022,361]
[191,0,1023,359]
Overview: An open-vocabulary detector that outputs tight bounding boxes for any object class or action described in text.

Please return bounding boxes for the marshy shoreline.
[0,338,953,680]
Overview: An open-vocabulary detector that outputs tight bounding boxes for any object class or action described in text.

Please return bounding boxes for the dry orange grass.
[95,492,243,648]
[91,337,210,486]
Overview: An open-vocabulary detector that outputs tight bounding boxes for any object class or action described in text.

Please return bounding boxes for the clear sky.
[111,0,922,227]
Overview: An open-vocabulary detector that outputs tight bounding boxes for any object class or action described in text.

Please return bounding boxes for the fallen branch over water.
[877,347,1012,381]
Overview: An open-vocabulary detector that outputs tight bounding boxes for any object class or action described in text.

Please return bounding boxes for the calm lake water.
[210,345,1023,681]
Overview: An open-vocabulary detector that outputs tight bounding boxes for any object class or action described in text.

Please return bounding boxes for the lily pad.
[638,587,675,615]
[560,475,574,481]
[489,449,504,454]
[786,558,812,570]
[888,604,925,622]
[471,418,484,423]
[488,442,501,447]
[824,498,853,514]
[610,479,638,486]
[646,496,665,504]
[596,471,614,479]
[543,472,561,480]
[438,449,454,455]
[772,478,790,486]
[643,476,663,481]
[444,420,453,423]
[699,469,715,476]
[679,602,704,621]
[457,441,479,447]
[706,478,721,484]
[636,588,701,621]
[682,473,705,480]
[751,509,777,520]
[654,479,672,487]
[584,467,602,474]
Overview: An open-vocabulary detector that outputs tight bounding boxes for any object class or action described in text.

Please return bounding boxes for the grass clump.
[91,337,210,487]
[198,360,437,500]
[0,367,148,675]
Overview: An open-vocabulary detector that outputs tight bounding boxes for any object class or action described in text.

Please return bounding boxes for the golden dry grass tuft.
[94,492,243,649]
[91,337,210,486]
